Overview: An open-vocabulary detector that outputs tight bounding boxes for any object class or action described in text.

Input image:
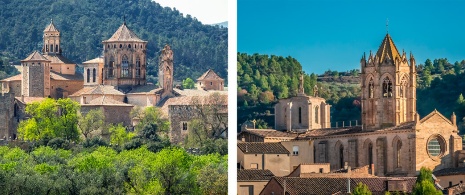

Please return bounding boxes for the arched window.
[128,44,131,48]
[121,55,129,77]
[368,78,374,98]
[382,77,393,97]
[396,140,402,168]
[46,45,49,52]
[50,44,54,52]
[135,57,141,77]
[86,69,90,83]
[92,68,96,83]
[56,45,58,53]
[339,145,344,169]
[368,143,373,166]
[315,106,319,124]
[298,107,302,124]
[120,44,122,48]
[108,56,115,78]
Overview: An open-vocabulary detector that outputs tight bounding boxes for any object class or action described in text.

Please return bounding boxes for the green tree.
[182,77,195,89]
[457,93,464,105]
[77,109,105,139]
[454,61,461,75]
[18,98,80,142]
[353,182,372,195]
[412,167,442,195]
[109,124,135,146]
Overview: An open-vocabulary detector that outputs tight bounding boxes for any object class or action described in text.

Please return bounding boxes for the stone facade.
[196,69,224,91]
[21,51,51,97]
[360,34,416,130]
[159,44,174,99]
[102,22,147,87]
[0,93,15,140]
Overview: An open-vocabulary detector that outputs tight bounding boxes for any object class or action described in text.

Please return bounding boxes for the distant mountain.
[0,0,228,81]
[211,21,228,28]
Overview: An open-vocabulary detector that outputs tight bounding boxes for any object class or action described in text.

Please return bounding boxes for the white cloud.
[154,0,228,24]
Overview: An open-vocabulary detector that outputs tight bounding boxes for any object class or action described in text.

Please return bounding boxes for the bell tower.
[360,33,416,130]
[159,44,174,93]
[42,19,61,55]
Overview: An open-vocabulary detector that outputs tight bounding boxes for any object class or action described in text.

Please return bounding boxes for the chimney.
[451,112,457,126]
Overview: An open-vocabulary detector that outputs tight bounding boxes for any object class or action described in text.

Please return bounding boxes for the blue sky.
[238,0,465,75]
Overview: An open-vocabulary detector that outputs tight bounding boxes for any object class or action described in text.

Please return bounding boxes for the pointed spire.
[375,33,400,64]
[44,18,59,32]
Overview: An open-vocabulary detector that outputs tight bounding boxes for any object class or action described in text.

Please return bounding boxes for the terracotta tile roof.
[241,129,299,139]
[44,20,59,32]
[376,33,400,64]
[15,97,45,104]
[237,169,274,181]
[43,54,75,64]
[69,85,125,96]
[237,142,289,154]
[21,51,50,62]
[197,69,224,81]
[433,167,465,176]
[104,23,146,42]
[160,94,228,115]
[1,74,22,82]
[173,88,228,96]
[50,72,83,81]
[127,84,163,94]
[83,57,104,64]
[297,121,416,139]
[83,96,132,106]
[271,177,416,195]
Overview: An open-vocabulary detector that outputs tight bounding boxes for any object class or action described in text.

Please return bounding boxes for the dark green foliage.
[47,137,70,150]
[412,167,442,195]
[0,0,227,81]
[83,136,109,148]
[200,138,228,155]
[353,182,372,195]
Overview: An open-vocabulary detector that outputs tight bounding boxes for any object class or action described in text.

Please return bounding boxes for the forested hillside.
[0,0,227,81]
[238,52,465,134]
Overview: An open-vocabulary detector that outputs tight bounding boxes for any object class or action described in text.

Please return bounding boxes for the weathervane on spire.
[386,18,389,34]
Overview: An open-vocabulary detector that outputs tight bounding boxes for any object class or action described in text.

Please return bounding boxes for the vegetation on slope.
[0,0,227,82]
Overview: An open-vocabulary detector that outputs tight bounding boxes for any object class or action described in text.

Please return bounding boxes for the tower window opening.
[135,57,141,77]
[121,55,129,77]
[86,69,90,83]
[56,45,58,53]
[93,68,96,83]
[315,106,319,124]
[50,44,53,52]
[382,77,393,97]
[368,78,374,98]
[298,107,302,124]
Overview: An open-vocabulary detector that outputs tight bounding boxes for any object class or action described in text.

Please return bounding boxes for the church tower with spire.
[360,33,417,130]
[42,19,61,55]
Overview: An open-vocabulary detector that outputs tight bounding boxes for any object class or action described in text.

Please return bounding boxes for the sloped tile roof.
[127,84,163,94]
[433,167,465,176]
[160,94,228,116]
[271,177,416,195]
[43,54,75,64]
[15,97,45,104]
[237,169,274,181]
[21,51,50,62]
[237,142,289,154]
[104,23,146,42]
[376,33,400,64]
[173,88,228,96]
[69,85,125,96]
[197,69,223,81]
[83,57,104,64]
[50,72,83,81]
[44,20,59,32]
[84,96,132,106]
[1,74,22,82]
[240,129,299,139]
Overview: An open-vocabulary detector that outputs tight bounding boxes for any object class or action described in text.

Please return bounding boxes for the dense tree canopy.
[0,0,227,82]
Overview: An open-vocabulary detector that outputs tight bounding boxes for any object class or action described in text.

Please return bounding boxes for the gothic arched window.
[339,145,344,169]
[86,69,90,83]
[382,77,393,97]
[368,78,374,98]
[93,68,96,83]
[46,45,49,52]
[315,106,319,124]
[396,140,402,168]
[108,56,115,78]
[135,57,141,77]
[50,44,54,52]
[298,107,302,124]
[56,45,58,53]
[121,55,129,77]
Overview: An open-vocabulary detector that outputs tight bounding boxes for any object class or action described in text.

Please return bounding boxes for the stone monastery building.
[239,33,465,177]
[0,20,226,143]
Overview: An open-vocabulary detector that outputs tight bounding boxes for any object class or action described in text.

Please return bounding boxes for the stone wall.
[29,64,45,97]
[0,93,15,140]
[168,105,199,144]
[81,105,133,127]
[50,80,83,98]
